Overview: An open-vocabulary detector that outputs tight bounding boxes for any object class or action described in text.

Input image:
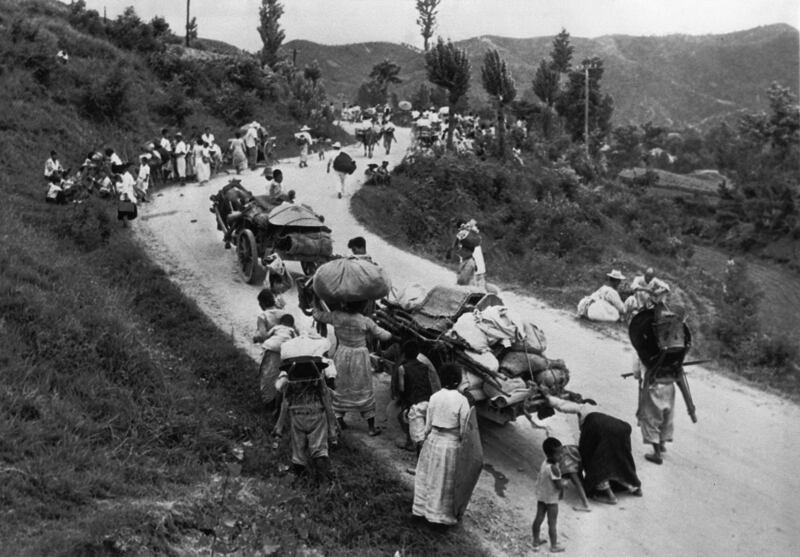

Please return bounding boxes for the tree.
[555,57,613,146]
[416,0,441,52]
[425,37,471,150]
[149,16,172,40]
[481,49,516,157]
[304,60,322,88]
[550,28,573,74]
[258,0,285,69]
[532,59,559,137]
[186,17,198,45]
[369,59,402,101]
[739,82,800,159]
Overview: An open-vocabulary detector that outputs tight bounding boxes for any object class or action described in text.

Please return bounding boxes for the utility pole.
[582,60,597,158]
[185,0,190,47]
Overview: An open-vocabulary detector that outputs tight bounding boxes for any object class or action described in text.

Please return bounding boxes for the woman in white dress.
[194,139,211,184]
[412,363,471,526]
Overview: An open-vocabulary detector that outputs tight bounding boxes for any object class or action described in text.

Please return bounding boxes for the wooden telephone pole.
[185,0,191,47]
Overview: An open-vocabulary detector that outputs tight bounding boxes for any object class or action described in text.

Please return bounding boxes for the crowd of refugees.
[249,208,679,554]
[42,122,283,224]
[45,111,683,551]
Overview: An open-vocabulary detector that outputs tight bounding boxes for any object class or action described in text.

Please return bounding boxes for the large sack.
[312,256,391,303]
[462,350,499,373]
[586,299,620,322]
[386,283,428,311]
[499,351,550,377]
[276,232,333,257]
[509,319,548,354]
[280,333,332,361]
[333,152,356,174]
[449,312,491,352]
[474,306,525,346]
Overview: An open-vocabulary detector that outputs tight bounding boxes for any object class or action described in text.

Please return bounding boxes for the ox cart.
[373,285,588,425]
[209,179,333,283]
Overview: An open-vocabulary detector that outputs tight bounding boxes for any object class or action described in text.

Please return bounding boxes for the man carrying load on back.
[327,142,355,199]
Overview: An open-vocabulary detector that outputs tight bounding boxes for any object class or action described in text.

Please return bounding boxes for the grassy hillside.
[0,2,488,554]
[286,23,799,126]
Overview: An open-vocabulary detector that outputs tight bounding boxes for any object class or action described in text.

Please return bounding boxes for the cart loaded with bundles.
[209,178,333,283]
[628,302,698,423]
[373,284,589,425]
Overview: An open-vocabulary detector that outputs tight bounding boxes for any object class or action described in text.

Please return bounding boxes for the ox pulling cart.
[209,179,333,283]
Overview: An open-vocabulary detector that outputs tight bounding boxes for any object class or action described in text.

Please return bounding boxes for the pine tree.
[416,0,441,52]
[481,49,516,157]
[550,28,573,73]
[258,0,285,69]
[369,59,403,101]
[425,37,471,150]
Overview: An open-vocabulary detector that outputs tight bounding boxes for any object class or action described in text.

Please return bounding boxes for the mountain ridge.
[282,23,799,126]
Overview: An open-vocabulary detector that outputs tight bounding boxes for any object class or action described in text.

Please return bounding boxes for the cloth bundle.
[312,256,391,304]
[386,283,428,311]
[276,232,333,257]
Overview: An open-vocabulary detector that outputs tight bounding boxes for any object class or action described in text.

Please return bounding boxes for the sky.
[80,0,799,52]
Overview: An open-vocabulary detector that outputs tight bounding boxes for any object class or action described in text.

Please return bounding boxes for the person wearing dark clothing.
[396,340,439,453]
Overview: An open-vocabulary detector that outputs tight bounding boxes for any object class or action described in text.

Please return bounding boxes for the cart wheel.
[236,229,267,284]
[301,261,318,276]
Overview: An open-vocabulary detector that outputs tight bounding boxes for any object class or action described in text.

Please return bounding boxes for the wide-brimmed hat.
[332,141,341,149]
[175,132,182,137]
[606,269,626,281]
[300,125,311,131]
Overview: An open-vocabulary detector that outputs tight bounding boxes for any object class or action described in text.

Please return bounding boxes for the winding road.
[134,125,800,557]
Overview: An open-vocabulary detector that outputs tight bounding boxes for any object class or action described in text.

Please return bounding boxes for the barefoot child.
[532,437,566,553]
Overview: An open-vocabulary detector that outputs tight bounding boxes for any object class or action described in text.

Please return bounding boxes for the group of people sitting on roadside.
[577,267,671,323]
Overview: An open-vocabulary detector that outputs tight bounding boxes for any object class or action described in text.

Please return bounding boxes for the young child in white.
[532,437,566,553]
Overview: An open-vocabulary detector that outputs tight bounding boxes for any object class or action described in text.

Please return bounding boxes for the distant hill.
[284,24,799,126]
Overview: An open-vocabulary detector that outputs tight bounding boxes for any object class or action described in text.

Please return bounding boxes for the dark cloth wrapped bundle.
[579,413,641,493]
[312,256,391,303]
[499,351,549,377]
[275,232,333,257]
[332,152,357,174]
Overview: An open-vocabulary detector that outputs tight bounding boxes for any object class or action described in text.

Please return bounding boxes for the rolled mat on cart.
[312,256,391,303]
[275,232,333,257]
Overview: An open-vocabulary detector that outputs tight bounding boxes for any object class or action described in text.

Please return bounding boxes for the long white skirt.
[412,430,459,525]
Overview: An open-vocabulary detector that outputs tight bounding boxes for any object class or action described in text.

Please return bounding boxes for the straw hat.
[606,269,626,281]
[332,141,341,149]
[300,125,311,132]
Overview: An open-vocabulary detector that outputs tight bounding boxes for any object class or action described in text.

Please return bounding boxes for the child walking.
[532,437,566,553]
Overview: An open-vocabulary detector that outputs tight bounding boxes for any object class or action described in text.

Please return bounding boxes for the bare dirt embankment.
[134,126,800,557]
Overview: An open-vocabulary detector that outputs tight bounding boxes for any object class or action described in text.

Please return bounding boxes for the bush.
[753,334,799,370]
[55,197,113,251]
[79,66,132,122]
[207,83,258,125]
[713,259,761,356]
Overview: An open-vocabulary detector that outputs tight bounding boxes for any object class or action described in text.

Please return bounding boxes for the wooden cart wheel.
[236,229,266,284]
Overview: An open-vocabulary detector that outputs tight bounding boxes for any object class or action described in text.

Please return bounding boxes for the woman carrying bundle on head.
[311,301,392,436]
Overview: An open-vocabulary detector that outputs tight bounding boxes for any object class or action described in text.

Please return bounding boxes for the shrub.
[54,197,113,251]
[79,66,132,122]
[753,334,799,370]
[713,259,761,357]
[207,83,258,125]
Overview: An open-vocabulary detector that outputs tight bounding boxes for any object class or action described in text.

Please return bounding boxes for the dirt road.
[134,126,800,557]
